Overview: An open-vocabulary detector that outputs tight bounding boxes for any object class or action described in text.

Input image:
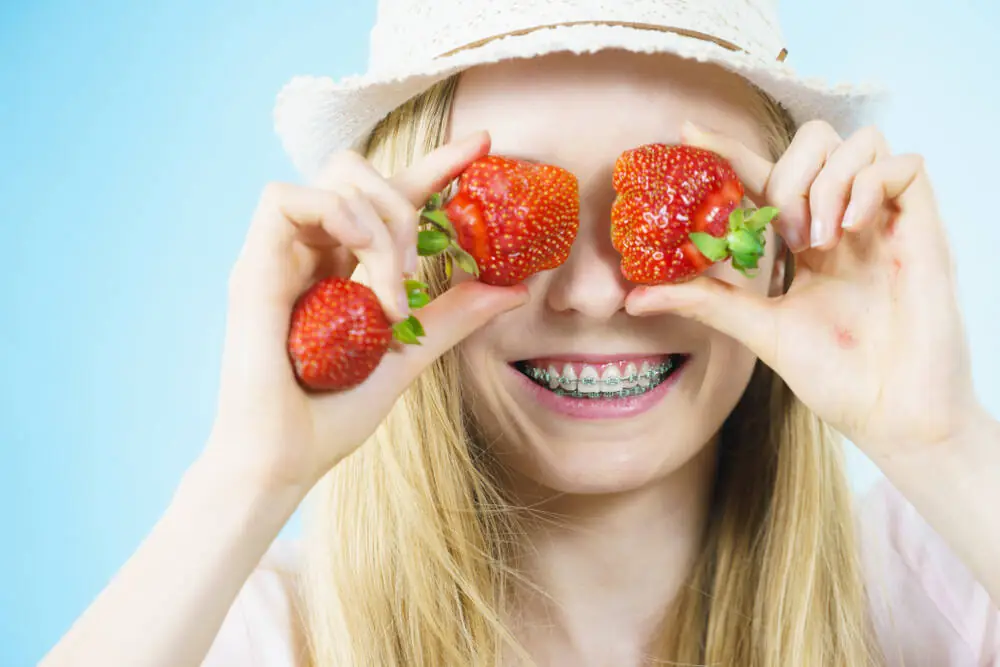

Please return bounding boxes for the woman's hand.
[625,120,982,460]
[206,129,528,493]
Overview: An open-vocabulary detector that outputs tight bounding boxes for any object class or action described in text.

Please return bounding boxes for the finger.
[390,130,492,207]
[809,126,889,249]
[316,151,422,276]
[683,120,842,253]
[842,154,925,238]
[236,182,375,305]
[336,185,411,322]
[625,278,778,368]
[767,121,843,253]
[682,121,773,198]
[385,281,530,384]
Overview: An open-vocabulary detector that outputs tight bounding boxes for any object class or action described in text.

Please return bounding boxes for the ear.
[769,237,789,297]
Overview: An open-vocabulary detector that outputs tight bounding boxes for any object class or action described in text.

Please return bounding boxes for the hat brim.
[274,23,885,181]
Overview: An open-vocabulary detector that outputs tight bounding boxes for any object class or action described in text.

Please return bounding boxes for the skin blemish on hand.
[891,256,903,277]
[833,325,858,350]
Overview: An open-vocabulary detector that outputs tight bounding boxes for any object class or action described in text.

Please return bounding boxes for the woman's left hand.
[625,120,984,460]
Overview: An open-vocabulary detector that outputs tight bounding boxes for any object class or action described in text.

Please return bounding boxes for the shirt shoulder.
[857,477,1000,666]
[202,540,307,667]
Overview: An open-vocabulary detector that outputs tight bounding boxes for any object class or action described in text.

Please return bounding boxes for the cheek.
[702,334,759,404]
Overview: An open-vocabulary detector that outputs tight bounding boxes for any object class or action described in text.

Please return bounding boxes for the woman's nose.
[544,216,632,320]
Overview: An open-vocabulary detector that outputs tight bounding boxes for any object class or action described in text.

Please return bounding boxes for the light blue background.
[2,1,998,665]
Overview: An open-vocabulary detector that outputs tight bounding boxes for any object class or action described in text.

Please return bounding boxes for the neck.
[506,443,718,666]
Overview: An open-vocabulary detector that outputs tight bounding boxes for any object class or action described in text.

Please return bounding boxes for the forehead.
[448,50,769,168]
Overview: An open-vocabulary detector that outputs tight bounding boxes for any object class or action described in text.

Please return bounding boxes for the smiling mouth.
[511,354,690,399]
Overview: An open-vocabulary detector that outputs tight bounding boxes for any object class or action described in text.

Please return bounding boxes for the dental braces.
[523,361,676,388]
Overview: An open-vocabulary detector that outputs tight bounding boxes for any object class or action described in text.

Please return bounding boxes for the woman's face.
[449,50,780,495]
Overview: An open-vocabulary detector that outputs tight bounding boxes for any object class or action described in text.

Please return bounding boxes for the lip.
[507,355,689,420]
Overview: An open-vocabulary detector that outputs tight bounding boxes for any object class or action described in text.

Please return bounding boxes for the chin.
[504,427,716,496]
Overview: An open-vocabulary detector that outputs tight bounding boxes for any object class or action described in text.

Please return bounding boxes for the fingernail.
[810,219,828,248]
[405,247,418,275]
[841,203,857,229]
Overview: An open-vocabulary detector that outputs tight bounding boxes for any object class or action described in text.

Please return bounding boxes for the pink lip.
[508,356,688,420]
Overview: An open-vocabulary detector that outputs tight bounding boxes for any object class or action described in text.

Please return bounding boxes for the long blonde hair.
[299,72,882,667]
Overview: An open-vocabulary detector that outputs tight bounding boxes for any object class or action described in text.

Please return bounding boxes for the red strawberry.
[287,276,427,391]
[417,155,580,286]
[611,144,778,284]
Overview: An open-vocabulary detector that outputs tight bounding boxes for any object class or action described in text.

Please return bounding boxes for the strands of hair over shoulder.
[298,74,884,667]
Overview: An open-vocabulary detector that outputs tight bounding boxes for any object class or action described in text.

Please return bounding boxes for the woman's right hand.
[204,130,528,493]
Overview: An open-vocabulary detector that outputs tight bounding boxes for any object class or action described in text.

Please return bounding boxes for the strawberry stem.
[416,193,482,277]
[689,206,779,277]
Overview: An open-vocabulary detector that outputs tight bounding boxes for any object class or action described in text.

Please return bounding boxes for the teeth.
[600,365,621,393]
[578,366,600,394]
[559,364,577,391]
[519,357,683,399]
[547,364,560,389]
[623,363,638,389]
[639,361,651,388]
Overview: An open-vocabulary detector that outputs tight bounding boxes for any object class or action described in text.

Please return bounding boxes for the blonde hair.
[299,72,882,667]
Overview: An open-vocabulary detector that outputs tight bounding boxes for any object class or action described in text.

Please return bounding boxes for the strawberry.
[287,276,428,391]
[417,155,580,286]
[611,144,778,284]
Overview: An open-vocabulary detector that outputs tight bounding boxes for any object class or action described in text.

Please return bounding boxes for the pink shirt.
[202,479,1000,666]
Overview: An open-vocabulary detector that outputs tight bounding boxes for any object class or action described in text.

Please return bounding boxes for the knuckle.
[901,153,925,170]
[852,165,880,193]
[321,190,349,219]
[854,124,881,142]
[798,119,837,140]
[319,149,365,178]
[856,124,890,154]
[260,180,290,207]
[338,183,364,205]
[766,177,802,209]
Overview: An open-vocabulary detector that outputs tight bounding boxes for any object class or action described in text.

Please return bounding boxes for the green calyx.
[392,315,425,345]
[391,188,488,347]
[391,279,431,345]
[419,193,480,279]
[689,206,779,277]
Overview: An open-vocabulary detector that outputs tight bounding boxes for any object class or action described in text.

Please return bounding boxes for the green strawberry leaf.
[420,208,456,237]
[404,279,429,292]
[417,230,451,256]
[728,208,746,232]
[727,229,764,257]
[408,291,430,309]
[689,232,730,262]
[426,193,443,210]
[732,252,761,273]
[392,318,422,345]
[745,206,780,232]
[404,279,431,309]
[406,315,425,338]
[444,254,454,280]
[449,245,481,277]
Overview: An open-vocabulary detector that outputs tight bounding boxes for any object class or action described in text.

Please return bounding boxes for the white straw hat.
[274,0,883,182]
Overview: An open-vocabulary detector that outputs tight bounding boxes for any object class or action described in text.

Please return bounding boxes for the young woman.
[41,1,1000,666]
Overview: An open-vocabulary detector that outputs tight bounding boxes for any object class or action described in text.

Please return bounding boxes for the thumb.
[626,277,778,366]
[389,280,530,383]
